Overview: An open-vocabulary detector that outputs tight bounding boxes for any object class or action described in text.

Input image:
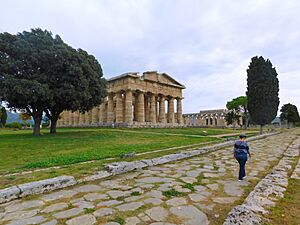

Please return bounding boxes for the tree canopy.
[280,103,300,125]
[226,96,248,129]
[0,28,107,135]
[246,56,279,134]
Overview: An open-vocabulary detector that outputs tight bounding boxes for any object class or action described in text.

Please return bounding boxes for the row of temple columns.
[183,114,226,127]
[58,90,183,126]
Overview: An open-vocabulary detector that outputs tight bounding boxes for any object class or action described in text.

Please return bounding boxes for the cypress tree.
[0,107,7,126]
[246,56,279,134]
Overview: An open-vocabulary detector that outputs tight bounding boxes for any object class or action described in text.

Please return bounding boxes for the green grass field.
[0,127,256,189]
[0,127,227,174]
[123,127,239,136]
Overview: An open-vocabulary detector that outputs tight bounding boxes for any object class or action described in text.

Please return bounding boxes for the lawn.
[0,127,222,175]
[125,127,247,136]
[0,126,258,189]
[263,178,300,225]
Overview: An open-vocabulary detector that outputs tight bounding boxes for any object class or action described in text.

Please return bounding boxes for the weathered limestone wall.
[183,109,228,127]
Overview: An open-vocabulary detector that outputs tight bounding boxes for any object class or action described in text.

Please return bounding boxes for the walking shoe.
[242,176,247,180]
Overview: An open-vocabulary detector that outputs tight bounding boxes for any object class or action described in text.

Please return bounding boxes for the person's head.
[239,133,247,140]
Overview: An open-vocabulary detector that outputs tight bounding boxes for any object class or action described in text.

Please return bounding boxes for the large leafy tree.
[226,96,248,129]
[246,56,279,134]
[280,103,300,128]
[43,45,107,134]
[0,29,52,135]
[0,28,107,135]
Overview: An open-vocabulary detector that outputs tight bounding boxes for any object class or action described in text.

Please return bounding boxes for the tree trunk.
[50,116,59,134]
[33,116,42,136]
[244,114,248,130]
[243,107,248,130]
[259,125,263,135]
[32,109,43,136]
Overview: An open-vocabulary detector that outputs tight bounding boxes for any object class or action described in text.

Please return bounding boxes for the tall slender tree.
[0,107,7,127]
[246,56,279,134]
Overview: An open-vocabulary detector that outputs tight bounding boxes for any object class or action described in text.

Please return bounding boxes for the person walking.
[233,134,251,181]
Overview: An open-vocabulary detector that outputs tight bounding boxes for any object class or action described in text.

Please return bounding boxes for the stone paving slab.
[224,136,300,225]
[0,131,298,225]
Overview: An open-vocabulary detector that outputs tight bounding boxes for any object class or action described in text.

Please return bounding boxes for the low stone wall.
[105,132,279,174]
[0,132,278,204]
[0,176,76,204]
[223,137,300,225]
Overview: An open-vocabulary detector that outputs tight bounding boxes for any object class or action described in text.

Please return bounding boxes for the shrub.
[5,122,22,129]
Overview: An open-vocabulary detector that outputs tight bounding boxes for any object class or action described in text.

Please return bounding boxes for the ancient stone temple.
[183,109,228,127]
[57,71,185,127]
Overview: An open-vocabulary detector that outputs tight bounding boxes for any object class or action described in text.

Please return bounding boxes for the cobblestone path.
[0,131,298,225]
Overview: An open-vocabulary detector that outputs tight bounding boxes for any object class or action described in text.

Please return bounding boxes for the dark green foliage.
[225,111,241,127]
[0,107,7,127]
[0,28,107,135]
[44,47,107,134]
[5,122,22,129]
[280,103,300,124]
[130,191,141,196]
[226,96,248,129]
[246,56,279,133]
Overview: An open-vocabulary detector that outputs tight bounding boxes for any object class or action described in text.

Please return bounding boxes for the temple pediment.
[108,71,185,89]
[142,71,185,89]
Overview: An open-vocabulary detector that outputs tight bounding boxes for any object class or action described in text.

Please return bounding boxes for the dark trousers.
[235,154,248,180]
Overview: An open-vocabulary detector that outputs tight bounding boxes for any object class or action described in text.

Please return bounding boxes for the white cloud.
[0,0,299,113]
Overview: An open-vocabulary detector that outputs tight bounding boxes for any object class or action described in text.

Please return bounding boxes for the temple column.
[116,92,124,123]
[78,112,84,125]
[100,103,107,122]
[159,95,166,123]
[82,112,89,125]
[88,110,93,124]
[145,94,150,122]
[125,90,133,124]
[68,111,73,125]
[212,115,216,126]
[96,106,101,122]
[217,116,222,127]
[150,94,156,123]
[137,91,145,122]
[168,97,174,123]
[74,112,79,125]
[107,93,114,123]
[176,98,183,124]
[92,107,98,124]
[155,96,159,123]
[59,112,64,126]
[199,116,203,126]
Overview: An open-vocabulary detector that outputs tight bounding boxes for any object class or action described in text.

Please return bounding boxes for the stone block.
[18,176,77,197]
[0,186,21,204]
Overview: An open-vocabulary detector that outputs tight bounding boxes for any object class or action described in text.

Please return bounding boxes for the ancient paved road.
[0,131,298,225]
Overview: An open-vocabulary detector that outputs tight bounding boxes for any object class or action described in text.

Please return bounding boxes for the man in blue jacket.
[233,134,251,181]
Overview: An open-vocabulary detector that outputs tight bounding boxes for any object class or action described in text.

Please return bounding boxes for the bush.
[21,122,30,128]
[5,122,22,129]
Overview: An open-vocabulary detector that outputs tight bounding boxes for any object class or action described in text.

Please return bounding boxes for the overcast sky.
[1,0,299,113]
